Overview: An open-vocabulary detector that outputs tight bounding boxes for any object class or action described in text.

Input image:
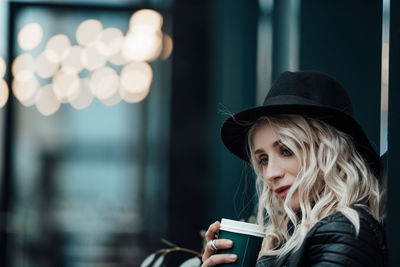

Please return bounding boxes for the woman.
[201,71,387,266]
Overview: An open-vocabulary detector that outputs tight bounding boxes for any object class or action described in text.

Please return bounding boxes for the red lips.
[275,185,291,198]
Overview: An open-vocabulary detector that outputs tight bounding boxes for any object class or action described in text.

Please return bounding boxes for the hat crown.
[264,71,354,117]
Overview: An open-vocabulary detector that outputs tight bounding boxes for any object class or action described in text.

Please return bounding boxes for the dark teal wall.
[299,0,382,151]
[207,0,258,222]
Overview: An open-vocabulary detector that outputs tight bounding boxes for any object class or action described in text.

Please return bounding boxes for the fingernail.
[225,240,233,246]
[230,255,237,260]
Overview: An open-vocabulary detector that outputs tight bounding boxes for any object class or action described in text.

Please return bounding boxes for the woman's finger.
[202,239,233,262]
[201,253,237,267]
[205,221,220,242]
[209,239,234,250]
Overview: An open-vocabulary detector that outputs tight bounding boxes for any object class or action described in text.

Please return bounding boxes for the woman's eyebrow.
[254,149,264,155]
[254,140,281,154]
[273,140,281,147]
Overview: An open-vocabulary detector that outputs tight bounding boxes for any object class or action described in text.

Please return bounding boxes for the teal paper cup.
[216,218,265,267]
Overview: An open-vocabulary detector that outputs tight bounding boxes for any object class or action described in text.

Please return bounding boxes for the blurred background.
[0,0,399,266]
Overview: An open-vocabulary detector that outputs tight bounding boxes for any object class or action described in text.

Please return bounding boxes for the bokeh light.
[100,89,122,106]
[0,79,9,108]
[70,78,94,110]
[161,33,173,60]
[36,50,60,79]
[35,84,61,116]
[122,31,162,62]
[0,57,6,78]
[61,45,84,74]
[89,67,119,100]
[108,50,129,66]
[120,61,153,94]
[12,53,36,82]
[18,22,44,51]
[45,34,71,63]
[124,9,164,62]
[97,27,124,57]
[12,76,39,106]
[52,70,80,103]
[129,9,163,33]
[81,43,107,71]
[120,85,150,103]
[76,19,103,46]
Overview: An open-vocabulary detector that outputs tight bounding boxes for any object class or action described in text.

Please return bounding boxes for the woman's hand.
[201,221,237,267]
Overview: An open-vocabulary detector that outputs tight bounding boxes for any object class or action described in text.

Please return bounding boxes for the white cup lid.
[220,218,265,238]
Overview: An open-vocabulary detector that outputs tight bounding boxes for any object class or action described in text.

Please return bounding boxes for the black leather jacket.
[256,208,387,266]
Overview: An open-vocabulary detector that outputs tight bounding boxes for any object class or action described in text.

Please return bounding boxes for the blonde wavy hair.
[247,115,383,257]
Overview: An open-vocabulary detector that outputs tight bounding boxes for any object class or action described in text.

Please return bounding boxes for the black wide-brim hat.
[221,71,380,176]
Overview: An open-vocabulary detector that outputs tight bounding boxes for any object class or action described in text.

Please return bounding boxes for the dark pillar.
[167,2,259,264]
[167,0,211,259]
[300,0,382,152]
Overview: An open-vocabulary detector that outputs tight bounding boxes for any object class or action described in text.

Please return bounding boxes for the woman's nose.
[264,159,284,182]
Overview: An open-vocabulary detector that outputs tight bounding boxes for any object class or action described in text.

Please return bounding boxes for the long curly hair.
[246,115,383,257]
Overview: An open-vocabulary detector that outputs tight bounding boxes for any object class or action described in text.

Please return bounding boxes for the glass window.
[8,4,171,266]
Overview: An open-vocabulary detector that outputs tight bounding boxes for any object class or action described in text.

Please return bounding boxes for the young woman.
[201,71,387,266]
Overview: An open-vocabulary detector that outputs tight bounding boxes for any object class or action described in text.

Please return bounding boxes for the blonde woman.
[201,71,387,267]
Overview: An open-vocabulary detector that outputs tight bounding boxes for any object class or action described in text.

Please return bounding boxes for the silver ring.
[210,239,218,251]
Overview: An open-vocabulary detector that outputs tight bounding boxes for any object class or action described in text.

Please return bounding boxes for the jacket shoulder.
[302,208,387,266]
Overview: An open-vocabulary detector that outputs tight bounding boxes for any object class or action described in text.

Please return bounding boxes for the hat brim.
[221,104,379,175]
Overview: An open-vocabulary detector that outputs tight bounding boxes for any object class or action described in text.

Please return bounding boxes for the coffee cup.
[216,218,265,266]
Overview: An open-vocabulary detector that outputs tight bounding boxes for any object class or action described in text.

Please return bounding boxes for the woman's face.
[252,123,301,211]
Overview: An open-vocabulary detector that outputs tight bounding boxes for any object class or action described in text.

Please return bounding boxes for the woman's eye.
[281,147,293,156]
[259,158,268,165]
